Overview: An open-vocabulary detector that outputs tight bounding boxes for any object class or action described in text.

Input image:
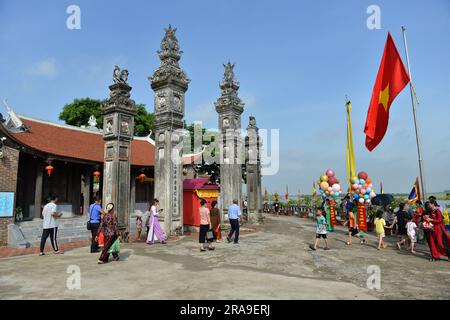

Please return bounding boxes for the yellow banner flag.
[346,100,356,190]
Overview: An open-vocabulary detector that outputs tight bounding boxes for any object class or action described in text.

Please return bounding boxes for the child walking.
[406,216,418,253]
[374,210,392,250]
[344,202,366,245]
[310,209,330,251]
[136,214,143,241]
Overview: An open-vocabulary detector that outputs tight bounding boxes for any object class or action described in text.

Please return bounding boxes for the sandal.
[208,247,215,251]
[360,239,366,245]
[39,252,45,256]
[345,242,351,245]
[200,248,206,252]
[54,250,64,254]
[98,260,105,264]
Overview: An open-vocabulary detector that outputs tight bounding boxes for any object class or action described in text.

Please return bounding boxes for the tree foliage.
[59,98,102,128]
[59,98,154,137]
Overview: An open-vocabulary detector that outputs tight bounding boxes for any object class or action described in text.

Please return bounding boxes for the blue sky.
[1,0,449,194]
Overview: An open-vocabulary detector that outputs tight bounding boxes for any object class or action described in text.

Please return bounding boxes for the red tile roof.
[183,177,219,190]
[8,117,155,166]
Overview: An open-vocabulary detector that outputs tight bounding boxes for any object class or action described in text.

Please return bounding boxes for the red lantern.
[45,164,54,177]
[93,170,101,183]
[138,172,146,183]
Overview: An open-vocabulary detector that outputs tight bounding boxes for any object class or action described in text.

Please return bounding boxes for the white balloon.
[369,192,376,199]
[359,198,365,204]
[366,199,371,204]
[331,184,341,192]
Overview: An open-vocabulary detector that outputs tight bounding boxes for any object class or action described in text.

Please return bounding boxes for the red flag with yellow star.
[364,32,410,151]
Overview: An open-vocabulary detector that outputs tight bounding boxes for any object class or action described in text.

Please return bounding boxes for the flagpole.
[401,26,427,200]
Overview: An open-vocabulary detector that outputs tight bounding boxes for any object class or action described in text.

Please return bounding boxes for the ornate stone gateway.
[245,116,262,221]
[215,63,244,216]
[102,66,136,241]
[150,26,189,235]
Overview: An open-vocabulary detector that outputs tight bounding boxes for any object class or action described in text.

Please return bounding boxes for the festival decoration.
[349,171,377,205]
[93,170,101,184]
[137,171,147,184]
[349,171,376,232]
[45,163,54,177]
[318,169,342,230]
[318,169,342,201]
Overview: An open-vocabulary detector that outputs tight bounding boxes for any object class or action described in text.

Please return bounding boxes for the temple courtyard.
[1,214,449,300]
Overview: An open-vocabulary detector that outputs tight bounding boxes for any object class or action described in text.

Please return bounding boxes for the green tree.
[59,98,154,137]
[134,104,155,137]
[59,98,102,128]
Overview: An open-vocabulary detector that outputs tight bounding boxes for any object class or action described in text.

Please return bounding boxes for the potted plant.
[15,207,23,222]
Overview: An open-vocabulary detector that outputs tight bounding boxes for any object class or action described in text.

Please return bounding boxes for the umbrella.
[371,194,394,207]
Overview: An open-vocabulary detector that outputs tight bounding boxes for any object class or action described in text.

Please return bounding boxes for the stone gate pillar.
[246,116,262,221]
[215,63,244,218]
[149,25,189,236]
[102,67,136,241]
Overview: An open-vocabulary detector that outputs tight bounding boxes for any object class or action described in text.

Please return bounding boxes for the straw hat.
[106,203,115,213]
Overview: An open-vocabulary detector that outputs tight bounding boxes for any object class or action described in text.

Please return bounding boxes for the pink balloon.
[363,184,368,189]
[361,189,366,194]
[326,169,335,177]
[352,184,359,190]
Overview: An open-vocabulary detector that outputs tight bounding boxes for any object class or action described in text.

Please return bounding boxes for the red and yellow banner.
[329,199,338,227]
[357,202,367,232]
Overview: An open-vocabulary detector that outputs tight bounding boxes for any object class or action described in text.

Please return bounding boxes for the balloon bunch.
[318,169,342,200]
[350,171,376,204]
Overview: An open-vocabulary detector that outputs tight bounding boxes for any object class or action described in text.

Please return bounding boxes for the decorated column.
[102,66,136,241]
[149,25,189,235]
[215,63,244,218]
[245,116,262,221]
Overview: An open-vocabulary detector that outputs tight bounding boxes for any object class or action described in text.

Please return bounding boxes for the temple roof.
[3,116,155,166]
[1,114,203,167]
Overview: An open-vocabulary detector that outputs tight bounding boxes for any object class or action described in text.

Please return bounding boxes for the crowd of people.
[37,191,449,264]
[311,195,450,262]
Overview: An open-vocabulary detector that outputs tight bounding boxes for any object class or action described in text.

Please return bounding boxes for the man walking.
[89,196,104,253]
[39,195,63,256]
[227,199,241,244]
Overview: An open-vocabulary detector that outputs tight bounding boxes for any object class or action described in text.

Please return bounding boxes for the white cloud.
[26,58,58,78]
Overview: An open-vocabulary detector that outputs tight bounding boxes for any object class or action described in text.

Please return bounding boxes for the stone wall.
[0,146,19,246]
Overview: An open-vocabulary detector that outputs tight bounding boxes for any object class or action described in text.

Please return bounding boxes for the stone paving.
[1,214,449,300]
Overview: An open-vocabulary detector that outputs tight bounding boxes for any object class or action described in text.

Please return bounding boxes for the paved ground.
[1,214,449,300]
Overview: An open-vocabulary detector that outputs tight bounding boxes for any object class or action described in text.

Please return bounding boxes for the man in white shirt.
[39,195,63,255]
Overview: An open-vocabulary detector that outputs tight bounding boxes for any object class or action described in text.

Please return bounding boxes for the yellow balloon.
[350,176,358,183]
[320,175,328,182]
[320,181,330,190]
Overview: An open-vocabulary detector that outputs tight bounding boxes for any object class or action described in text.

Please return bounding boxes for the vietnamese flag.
[364,32,410,151]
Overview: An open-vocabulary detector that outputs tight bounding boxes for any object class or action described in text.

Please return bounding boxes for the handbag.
[86,204,93,230]
[107,239,121,254]
[421,221,434,231]
[206,229,215,242]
